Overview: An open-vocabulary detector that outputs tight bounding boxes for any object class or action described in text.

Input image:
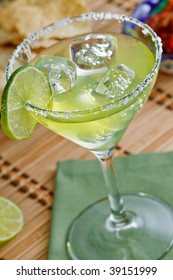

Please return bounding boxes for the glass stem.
[95,148,128,228]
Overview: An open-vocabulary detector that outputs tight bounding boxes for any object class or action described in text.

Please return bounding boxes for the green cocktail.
[2,12,173,259]
[28,33,155,152]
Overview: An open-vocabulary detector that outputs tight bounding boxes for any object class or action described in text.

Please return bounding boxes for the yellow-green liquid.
[31,33,156,152]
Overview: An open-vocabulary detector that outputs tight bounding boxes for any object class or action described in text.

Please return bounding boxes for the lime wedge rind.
[1,65,52,140]
[0,196,24,246]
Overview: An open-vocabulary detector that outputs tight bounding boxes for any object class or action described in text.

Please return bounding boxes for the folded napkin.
[48,152,173,260]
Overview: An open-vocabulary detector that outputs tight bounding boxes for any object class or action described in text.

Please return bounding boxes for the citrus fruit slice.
[0,196,24,246]
[1,65,52,140]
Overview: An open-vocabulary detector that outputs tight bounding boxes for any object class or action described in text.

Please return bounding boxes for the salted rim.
[6,12,162,121]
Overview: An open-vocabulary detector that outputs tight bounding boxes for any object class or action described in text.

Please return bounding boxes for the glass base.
[66,194,173,259]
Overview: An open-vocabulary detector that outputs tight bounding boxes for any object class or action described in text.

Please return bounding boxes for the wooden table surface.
[0,0,173,260]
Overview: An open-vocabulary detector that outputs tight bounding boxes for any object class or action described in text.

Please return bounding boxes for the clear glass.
[6,12,173,259]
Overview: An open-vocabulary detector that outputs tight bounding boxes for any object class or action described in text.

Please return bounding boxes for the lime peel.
[0,196,24,246]
[1,65,52,140]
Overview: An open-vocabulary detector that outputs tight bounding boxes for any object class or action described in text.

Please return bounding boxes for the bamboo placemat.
[1,0,173,260]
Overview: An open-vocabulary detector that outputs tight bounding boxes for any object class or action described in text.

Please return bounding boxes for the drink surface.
[30,33,155,152]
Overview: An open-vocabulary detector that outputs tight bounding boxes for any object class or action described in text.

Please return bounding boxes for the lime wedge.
[1,65,52,140]
[0,196,24,246]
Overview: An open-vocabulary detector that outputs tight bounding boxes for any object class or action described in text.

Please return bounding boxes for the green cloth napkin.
[48,152,173,260]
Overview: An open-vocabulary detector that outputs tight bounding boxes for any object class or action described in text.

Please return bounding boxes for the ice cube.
[70,34,116,75]
[35,56,77,94]
[95,64,136,99]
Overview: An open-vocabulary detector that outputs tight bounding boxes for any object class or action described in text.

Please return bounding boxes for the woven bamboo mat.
[1,0,173,260]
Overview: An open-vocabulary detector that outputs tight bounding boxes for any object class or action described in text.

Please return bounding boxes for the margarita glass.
[6,12,173,259]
